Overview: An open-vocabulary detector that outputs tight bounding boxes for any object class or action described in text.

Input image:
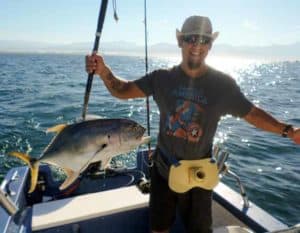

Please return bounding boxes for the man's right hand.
[84,53,146,99]
[85,52,109,76]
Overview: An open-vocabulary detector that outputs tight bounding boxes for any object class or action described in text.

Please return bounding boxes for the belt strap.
[158,147,181,167]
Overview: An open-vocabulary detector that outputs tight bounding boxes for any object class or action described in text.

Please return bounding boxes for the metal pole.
[0,188,19,216]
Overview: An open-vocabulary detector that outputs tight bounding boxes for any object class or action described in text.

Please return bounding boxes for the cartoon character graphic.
[165,99,204,143]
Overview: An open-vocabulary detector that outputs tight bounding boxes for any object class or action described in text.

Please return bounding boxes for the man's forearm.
[244,106,293,138]
[98,66,146,99]
[99,67,130,98]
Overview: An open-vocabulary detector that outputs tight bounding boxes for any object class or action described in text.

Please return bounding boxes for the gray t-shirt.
[134,65,253,179]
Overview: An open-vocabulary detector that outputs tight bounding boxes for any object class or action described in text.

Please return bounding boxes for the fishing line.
[144,0,152,157]
[112,0,119,21]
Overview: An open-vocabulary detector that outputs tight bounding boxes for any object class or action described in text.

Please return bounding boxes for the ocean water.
[0,53,299,226]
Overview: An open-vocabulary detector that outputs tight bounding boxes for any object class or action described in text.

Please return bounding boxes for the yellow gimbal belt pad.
[168,158,219,193]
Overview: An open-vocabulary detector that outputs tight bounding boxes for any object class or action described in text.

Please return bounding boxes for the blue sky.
[1,0,300,47]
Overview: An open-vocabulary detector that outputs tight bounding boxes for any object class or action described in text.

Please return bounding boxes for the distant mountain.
[0,40,299,60]
[211,43,300,60]
[0,40,53,52]
[0,40,91,54]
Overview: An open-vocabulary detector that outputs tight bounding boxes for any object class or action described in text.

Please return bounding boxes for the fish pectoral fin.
[46,124,67,134]
[78,145,107,173]
[101,157,112,170]
[59,168,80,190]
[9,152,39,193]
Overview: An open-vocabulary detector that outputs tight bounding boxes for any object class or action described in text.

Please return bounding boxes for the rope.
[112,0,119,21]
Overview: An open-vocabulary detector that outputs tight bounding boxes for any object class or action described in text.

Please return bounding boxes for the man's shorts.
[149,163,213,233]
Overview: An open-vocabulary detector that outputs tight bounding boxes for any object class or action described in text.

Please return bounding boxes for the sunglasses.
[181,35,211,45]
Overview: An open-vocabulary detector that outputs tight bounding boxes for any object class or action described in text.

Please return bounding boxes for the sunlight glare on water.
[207,55,262,84]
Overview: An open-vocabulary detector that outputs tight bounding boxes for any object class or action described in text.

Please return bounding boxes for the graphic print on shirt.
[165,87,207,143]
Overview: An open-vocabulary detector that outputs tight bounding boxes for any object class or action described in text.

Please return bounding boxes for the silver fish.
[9,118,151,193]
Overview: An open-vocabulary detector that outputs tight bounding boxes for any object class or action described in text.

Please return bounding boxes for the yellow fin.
[9,152,31,164]
[59,168,79,190]
[9,152,40,193]
[46,124,67,134]
[29,162,40,193]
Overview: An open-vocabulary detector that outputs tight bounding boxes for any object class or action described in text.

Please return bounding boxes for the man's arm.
[99,66,146,99]
[244,106,300,144]
[86,53,146,99]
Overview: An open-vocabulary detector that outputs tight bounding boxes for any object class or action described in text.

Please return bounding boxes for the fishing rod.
[82,0,108,120]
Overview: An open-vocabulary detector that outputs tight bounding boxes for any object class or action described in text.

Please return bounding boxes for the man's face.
[178,34,212,70]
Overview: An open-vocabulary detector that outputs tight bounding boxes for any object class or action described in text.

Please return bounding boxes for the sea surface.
[0,53,299,226]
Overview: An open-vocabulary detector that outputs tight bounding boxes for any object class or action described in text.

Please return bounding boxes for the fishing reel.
[137,177,150,194]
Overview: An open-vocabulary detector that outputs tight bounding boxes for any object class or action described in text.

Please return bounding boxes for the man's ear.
[177,36,183,48]
[208,42,212,50]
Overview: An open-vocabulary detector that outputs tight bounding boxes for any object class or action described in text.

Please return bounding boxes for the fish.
[9,118,151,193]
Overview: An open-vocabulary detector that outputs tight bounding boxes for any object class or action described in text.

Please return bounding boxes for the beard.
[187,59,202,70]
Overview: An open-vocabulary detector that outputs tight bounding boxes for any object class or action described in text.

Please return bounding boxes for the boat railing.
[0,187,19,216]
[214,145,250,209]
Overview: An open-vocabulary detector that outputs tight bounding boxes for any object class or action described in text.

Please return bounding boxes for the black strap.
[282,124,293,137]
[157,147,181,167]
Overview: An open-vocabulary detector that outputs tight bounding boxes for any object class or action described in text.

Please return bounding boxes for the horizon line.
[0,39,300,48]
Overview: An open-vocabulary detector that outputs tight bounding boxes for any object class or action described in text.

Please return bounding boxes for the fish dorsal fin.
[59,168,80,190]
[46,124,67,134]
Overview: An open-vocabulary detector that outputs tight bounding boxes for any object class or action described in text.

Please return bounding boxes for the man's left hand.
[291,127,300,144]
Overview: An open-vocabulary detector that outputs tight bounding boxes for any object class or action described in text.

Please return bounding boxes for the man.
[86,16,300,233]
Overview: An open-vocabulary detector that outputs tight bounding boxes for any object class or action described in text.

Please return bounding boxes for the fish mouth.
[141,136,151,144]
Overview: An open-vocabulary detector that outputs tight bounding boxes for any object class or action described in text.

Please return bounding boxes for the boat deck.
[32,185,249,233]
[0,157,291,233]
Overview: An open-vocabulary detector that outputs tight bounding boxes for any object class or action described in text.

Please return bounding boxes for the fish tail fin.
[9,152,39,193]
[29,162,40,193]
[9,152,31,164]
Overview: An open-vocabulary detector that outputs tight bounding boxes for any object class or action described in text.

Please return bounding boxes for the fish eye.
[129,124,138,131]
[125,124,142,134]
[134,125,141,132]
